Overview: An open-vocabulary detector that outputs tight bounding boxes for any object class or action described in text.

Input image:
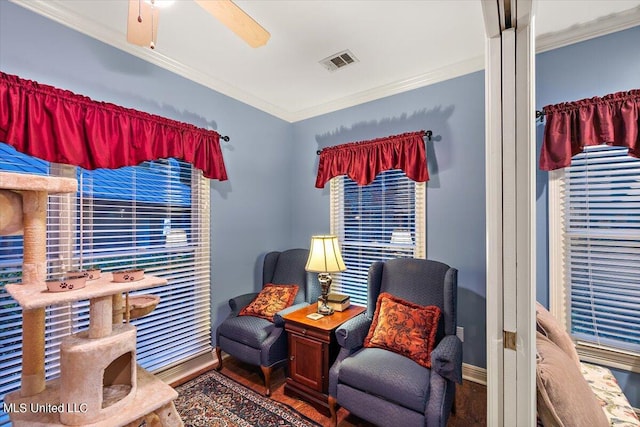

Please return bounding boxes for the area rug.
[174,369,322,427]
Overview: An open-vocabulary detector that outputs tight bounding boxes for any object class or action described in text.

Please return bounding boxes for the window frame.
[548,150,640,373]
[329,170,426,305]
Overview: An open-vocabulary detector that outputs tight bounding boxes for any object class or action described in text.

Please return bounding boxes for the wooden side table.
[283,303,365,412]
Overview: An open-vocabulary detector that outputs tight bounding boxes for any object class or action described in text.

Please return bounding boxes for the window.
[0,144,211,425]
[330,169,425,305]
[549,145,640,370]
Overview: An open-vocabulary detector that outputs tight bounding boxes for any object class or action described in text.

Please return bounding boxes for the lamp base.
[317,303,334,315]
[317,272,335,316]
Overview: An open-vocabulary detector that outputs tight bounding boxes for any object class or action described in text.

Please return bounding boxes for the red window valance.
[315,131,428,188]
[539,89,640,171]
[0,72,228,180]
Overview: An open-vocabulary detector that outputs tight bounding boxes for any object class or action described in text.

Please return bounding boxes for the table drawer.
[286,322,330,342]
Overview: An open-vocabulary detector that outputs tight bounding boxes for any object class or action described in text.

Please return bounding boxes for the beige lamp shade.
[305,235,347,273]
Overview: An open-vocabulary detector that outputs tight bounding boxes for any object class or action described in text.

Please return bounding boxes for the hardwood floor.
[217,357,487,427]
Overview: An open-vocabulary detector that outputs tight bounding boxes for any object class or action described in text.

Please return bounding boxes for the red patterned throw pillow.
[364,292,441,368]
[239,284,299,322]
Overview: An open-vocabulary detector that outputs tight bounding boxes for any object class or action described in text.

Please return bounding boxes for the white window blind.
[564,145,640,353]
[330,169,425,306]
[75,159,211,371]
[0,143,211,425]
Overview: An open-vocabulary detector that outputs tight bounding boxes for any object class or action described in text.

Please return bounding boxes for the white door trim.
[484,29,505,427]
[483,1,536,425]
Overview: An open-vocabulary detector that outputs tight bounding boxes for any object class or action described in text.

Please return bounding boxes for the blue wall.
[0,1,294,332]
[290,72,488,368]
[536,25,640,404]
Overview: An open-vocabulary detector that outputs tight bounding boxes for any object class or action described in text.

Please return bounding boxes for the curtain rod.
[220,135,230,142]
[316,129,433,155]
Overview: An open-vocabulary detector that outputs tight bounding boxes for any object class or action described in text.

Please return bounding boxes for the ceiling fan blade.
[193,0,270,48]
[127,0,159,48]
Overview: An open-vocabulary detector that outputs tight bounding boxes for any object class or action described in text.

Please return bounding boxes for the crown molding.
[7,0,484,123]
[7,0,292,120]
[287,55,485,122]
[9,1,640,123]
[536,6,640,53]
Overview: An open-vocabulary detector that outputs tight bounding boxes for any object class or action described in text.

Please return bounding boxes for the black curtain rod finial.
[220,135,230,142]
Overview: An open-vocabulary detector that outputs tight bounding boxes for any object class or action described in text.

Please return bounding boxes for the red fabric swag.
[539,89,640,171]
[0,72,228,180]
[315,131,428,188]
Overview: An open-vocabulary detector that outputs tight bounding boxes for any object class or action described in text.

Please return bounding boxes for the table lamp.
[305,235,346,315]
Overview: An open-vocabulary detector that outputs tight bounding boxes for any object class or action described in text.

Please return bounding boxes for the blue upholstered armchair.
[328,258,462,427]
[215,249,320,396]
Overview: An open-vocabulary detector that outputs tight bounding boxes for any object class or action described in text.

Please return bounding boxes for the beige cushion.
[536,302,580,368]
[536,332,609,427]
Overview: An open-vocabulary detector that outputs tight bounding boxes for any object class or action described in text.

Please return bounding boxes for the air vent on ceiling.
[320,50,359,72]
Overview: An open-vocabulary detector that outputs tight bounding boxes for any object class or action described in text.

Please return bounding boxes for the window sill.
[577,341,640,374]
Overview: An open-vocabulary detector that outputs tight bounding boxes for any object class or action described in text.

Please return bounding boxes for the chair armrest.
[335,313,371,350]
[273,302,309,327]
[229,292,259,316]
[431,335,463,384]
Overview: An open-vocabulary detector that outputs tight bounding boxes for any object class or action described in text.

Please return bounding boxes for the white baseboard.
[154,350,217,386]
[462,363,487,386]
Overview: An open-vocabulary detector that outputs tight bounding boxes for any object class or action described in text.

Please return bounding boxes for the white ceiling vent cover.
[320,50,359,72]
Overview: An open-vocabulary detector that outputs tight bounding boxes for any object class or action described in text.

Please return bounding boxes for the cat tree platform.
[0,171,77,193]
[6,273,169,310]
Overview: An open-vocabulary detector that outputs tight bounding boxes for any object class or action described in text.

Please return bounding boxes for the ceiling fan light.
[144,0,175,8]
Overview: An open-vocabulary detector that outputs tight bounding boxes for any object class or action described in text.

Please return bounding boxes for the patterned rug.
[174,370,322,427]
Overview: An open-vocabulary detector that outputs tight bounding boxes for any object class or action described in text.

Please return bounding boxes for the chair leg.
[328,395,338,427]
[214,346,222,371]
[260,365,272,396]
[451,393,457,415]
[450,385,457,415]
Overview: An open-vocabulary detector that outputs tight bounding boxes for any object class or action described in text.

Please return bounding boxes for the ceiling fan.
[127,0,270,49]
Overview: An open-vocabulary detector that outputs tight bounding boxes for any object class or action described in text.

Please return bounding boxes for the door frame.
[482,1,537,425]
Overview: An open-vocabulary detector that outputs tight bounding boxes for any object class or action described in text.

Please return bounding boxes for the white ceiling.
[10,0,640,122]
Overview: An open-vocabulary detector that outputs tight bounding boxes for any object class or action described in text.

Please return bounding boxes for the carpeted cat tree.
[1,171,183,427]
